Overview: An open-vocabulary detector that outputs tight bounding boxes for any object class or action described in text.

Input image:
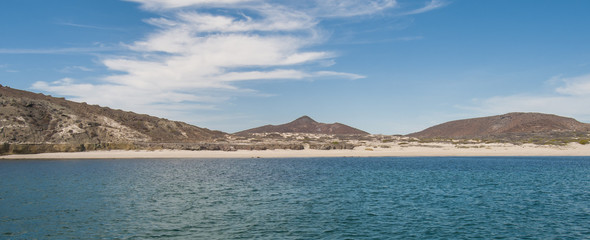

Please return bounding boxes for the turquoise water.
[1,157,590,239]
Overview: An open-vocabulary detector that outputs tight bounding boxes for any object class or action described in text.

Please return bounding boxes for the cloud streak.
[37,1,374,117]
[35,0,435,128]
[59,66,94,73]
[398,0,448,16]
[57,22,126,31]
[125,0,255,10]
[310,0,397,18]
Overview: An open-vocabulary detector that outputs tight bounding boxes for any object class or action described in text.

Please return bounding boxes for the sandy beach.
[2,142,589,159]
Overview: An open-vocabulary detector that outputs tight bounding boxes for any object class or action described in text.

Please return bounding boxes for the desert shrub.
[579,139,589,145]
[0,143,9,155]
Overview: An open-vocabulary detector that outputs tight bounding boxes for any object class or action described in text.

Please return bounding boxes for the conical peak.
[293,115,316,123]
[236,115,369,135]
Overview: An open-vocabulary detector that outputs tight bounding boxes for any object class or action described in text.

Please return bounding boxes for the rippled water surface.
[2,157,590,239]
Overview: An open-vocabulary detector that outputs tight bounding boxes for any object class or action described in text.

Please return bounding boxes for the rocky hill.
[0,85,226,153]
[236,116,369,135]
[408,112,590,139]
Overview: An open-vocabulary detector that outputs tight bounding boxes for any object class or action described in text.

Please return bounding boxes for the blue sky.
[1,0,590,134]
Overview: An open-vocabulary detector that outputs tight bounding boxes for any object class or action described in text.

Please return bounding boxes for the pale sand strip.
[1,143,590,159]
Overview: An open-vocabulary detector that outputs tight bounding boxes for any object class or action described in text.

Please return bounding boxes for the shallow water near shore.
[2,157,590,239]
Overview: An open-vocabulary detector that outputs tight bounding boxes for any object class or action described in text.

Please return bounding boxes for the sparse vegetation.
[2,85,590,156]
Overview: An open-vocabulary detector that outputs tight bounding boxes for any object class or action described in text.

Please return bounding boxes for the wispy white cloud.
[399,0,448,16]
[57,22,125,31]
[314,71,365,80]
[33,78,221,113]
[555,74,590,96]
[127,0,397,17]
[464,74,590,122]
[59,66,94,73]
[310,0,397,18]
[35,0,428,127]
[125,0,256,10]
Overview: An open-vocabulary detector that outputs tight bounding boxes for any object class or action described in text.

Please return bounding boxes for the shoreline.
[2,143,590,159]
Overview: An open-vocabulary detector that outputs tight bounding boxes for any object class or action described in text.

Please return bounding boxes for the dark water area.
[1,157,590,239]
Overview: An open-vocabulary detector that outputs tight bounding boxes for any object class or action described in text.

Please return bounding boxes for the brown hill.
[408,112,590,139]
[236,116,369,135]
[0,85,226,147]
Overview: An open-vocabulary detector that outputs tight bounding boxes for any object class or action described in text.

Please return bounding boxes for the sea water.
[1,157,590,239]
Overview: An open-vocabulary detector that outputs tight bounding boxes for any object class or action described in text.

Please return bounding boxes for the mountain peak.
[292,115,316,123]
[236,116,368,135]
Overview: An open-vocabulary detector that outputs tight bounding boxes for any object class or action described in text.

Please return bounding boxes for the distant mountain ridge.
[236,116,369,135]
[408,112,590,139]
[0,85,226,146]
[4,84,590,155]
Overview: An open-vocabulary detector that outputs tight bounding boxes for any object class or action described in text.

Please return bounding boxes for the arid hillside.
[408,112,590,139]
[4,85,590,155]
[0,85,226,148]
[236,116,369,135]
